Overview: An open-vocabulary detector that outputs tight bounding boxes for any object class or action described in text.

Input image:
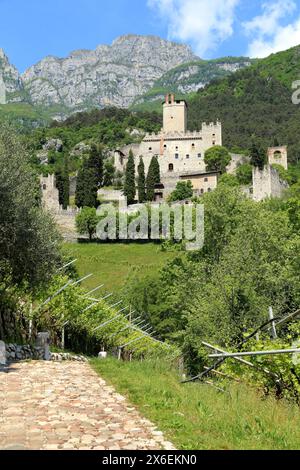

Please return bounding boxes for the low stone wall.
[1,341,88,364]
[6,343,45,361]
[51,352,87,362]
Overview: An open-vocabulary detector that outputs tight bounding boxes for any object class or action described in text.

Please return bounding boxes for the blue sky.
[1,0,300,71]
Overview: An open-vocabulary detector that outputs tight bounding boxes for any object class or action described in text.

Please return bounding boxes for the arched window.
[274,151,282,159]
[43,184,47,190]
[169,163,174,172]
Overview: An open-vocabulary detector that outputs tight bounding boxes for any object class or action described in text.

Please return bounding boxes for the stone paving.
[0,361,175,450]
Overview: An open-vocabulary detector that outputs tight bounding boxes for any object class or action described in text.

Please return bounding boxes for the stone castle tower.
[163,93,187,133]
[40,174,60,213]
[252,146,289,202]
[114,93,222,180]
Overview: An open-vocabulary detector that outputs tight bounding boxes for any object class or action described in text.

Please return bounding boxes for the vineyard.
[28,268,178,360]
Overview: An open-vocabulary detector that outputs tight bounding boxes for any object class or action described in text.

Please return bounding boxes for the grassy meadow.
[91,357,300,450]
[63,242,177,293]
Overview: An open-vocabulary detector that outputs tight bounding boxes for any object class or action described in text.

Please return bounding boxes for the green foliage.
[0,124,62,288]
[204,145,231,173]
[75,157,98,208]
[250,141,266,170]
[88,144,104,188]
[271,164,291,184]
[92,357,300,450]
[187,61,300,164]
[76,207,99,241]
[168,180,194,202]
[218,173,240,187]
[236,163,253,185]
[137,157,146,203]
[221,330,300,403]
[124,150,136,205]
[32,274,175,359]
[146,156,160,201]
[103,159,116,187]
[55,155,70,209]
[63,242,177,293]
[122,184,300,397]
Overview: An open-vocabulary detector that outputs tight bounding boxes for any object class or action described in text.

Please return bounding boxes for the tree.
[75,159,98,208]
[0,124,61,288]
[123,150,136,205]
[236,163,253,185]
[103,159,116,187]
[168,181,193,202]
[218,173,240,187]
[76,207,99,241]
[137,157,146,203]
[204,146,232,173]
[55,155,70,209]
[88,144,103,188]
[146,156,161,201]
[250,142,266,170]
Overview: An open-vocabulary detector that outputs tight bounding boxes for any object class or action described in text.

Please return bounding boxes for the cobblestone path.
[0,362,174,450]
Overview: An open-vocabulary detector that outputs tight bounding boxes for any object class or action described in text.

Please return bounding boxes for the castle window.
[169,163,174,172]
[198,153,201,158]
[186,154,190,159]
[164,144,167,149]
[274,151,282,159]
[43,184,47,190]
[149,147,152,151]
[207,188,211,192]
[192,143,195,147]
[176,146,178,150]
[200,189,204,194]
[212,141,216,146]
[204,177,208,182]
[175,153,179,159]
[212,134,216,137]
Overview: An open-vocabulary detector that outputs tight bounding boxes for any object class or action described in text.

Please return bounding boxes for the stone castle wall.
[252,165,289,202]
[115,122,222,178]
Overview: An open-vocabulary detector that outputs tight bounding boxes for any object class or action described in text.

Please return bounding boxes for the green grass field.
[63,242,176,294]
[91,357,300,450]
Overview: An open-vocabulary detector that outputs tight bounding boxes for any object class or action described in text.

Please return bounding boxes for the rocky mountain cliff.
[133,57,253,110]
[0,49,23,104]
[22,35,198,110]
[0,35,252,118]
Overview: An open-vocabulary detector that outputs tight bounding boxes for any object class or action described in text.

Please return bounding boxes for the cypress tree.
[153,156,161,184]
[88,144,104,188]
[55,156,70,210]
[250,142,266,170]
[75,158,98,208]
[137,157,146,203]
[146,156,160,201]
[124,150,136,205]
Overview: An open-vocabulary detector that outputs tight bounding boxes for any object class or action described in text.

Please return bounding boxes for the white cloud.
[147,0,240,57]
[244,0,300,58]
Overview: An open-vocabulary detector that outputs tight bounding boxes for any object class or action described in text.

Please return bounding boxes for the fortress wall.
[252,166,288,202]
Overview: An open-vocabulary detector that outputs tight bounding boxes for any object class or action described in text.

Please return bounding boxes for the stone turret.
[40,174,60,213]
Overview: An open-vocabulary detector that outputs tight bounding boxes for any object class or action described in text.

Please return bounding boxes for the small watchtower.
[268,146,288,170]
[163,93,187,134]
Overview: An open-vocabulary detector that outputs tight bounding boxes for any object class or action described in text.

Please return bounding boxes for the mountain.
[186,45,300,163]
[0,35,252,120]
[0,48,24,104]
[21,35,198,111]
[132,57,253,111]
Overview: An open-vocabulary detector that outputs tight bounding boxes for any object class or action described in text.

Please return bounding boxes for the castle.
[115,94,289,202]
[115,94,222,199]
[252,146,289,202]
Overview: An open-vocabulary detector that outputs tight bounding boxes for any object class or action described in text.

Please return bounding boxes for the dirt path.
[0,361,174,450]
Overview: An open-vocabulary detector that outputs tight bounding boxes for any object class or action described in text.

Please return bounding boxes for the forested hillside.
[187,46,300,163]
